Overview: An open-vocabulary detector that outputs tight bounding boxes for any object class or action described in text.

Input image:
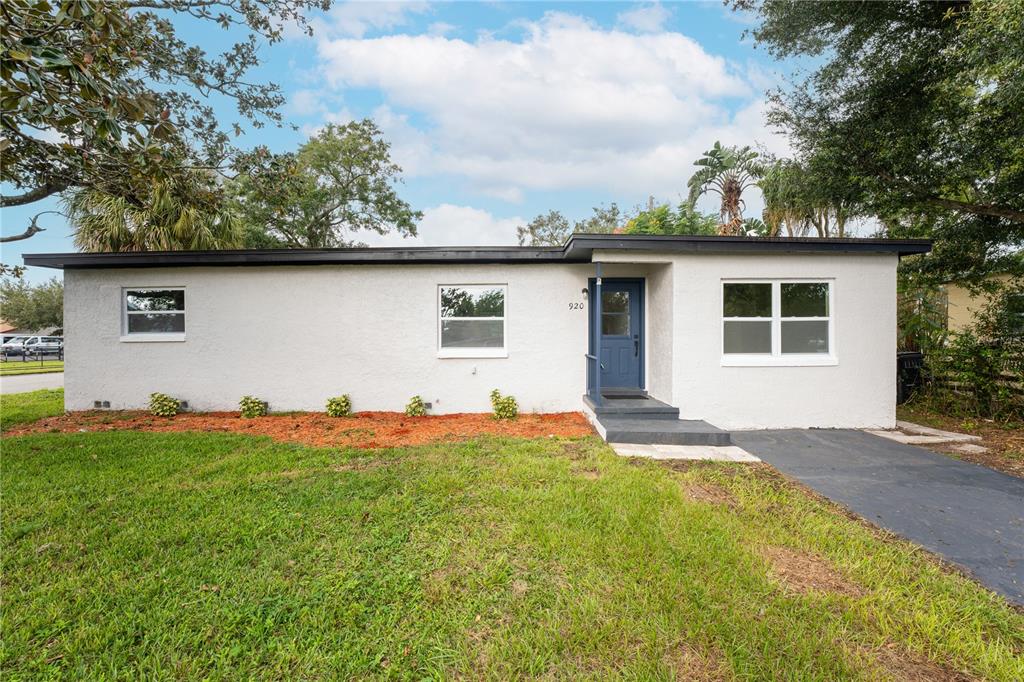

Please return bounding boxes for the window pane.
[126,290,184,312]
[440,287,504,318]
[723,321,771,353]
[602,313,629,335]
[724,283,771,317]
[782,320,829,353]
[127,313,185,334]
[441,320,504,348]
[602,291,629,313]
[782,283,829,317]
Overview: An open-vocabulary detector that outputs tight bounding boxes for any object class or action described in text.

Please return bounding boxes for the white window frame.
[437,284,508,359]
[121,287,186,342]
[721,279,836,367]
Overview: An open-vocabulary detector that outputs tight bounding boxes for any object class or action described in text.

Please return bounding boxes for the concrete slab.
[896,420,982,442]
[611,443,760,462]
[865,430,963,445]
[952,443,990,455]
[732,429,1024,605]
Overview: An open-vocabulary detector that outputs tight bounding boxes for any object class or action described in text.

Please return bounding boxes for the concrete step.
[582,394,680,420]
[602,418,732,446]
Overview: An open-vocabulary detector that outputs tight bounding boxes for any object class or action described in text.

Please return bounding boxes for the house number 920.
[568,302,585,310]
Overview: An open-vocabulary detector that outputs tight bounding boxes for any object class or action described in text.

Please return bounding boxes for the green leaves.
[227,120,421,248]
[744,0,1024,282]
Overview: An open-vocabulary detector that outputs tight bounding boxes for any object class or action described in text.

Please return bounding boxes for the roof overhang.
[22,234,932,270]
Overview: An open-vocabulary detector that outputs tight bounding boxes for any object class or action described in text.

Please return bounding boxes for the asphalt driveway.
[732,429,1024,605]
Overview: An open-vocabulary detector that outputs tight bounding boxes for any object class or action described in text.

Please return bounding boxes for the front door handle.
[633,335,639,357]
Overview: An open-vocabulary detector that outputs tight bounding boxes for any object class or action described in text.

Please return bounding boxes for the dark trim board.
[23,234,932,270]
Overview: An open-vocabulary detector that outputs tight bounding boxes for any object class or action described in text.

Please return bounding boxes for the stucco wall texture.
[64,252,898,429]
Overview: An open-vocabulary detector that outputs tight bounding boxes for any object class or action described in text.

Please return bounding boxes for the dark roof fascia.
[23,246,572,270]
[566,234,933,258]
[22,234,932,270]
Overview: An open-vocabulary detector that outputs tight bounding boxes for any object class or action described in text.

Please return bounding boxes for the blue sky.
[3,1,804,283]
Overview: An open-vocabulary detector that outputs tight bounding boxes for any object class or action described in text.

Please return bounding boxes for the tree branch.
[1,182,71,207]
[923,196,1024,223]
[0,211,63,243]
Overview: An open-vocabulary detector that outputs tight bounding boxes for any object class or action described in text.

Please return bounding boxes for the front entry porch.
[583,392,732,446]
[583,266,731,446]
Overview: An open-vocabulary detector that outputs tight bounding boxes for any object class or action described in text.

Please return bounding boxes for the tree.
[516,204,630,246]
[228,120,421,248]
[686,142,764,235]
[516,210,571,246]
[1,0,330,241]
[759,157,862,238]
[66,172,243,252]
[623,202,718,236]
[575,203,630,234]
[737,0,1023,283]
[0,277,63,330]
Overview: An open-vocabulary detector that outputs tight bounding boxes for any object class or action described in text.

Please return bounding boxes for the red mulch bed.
[5,410,595,449]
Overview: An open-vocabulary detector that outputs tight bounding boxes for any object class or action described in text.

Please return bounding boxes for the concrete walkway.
[0,372,64,394]
[732,429,1024,605]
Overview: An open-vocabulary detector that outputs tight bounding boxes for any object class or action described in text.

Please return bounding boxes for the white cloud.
[617,3,671,33]
[324,1,431,39]
[427,21,456,36]
[359,204,524,247]
[314,11,786,205]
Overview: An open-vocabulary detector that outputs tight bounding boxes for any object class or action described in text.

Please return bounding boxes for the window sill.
[120,334,186,343]
[438,348,508,359]
[721,354,837,367]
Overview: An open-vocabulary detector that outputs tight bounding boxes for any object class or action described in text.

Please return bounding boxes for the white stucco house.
[26,234,930,441]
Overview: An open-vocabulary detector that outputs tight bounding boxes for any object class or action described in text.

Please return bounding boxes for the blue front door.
[591,279,644,390]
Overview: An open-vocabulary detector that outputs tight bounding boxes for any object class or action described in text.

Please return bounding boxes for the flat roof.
[22,234,932,269]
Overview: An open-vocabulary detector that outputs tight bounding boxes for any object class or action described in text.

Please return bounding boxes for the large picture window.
[722,281,833,364]
[438,285,507,357]
[123,288,185,339]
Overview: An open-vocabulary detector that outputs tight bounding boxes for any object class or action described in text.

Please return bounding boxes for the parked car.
[2,335,63,357]
[1,336,32,356]
[24,336,64,357]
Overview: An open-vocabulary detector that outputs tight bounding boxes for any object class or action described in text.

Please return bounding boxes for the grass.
[0,360,64,376]
[0,388,64,431]
[2,428,1022,679]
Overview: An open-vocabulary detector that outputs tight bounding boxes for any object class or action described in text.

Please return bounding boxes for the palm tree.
[686,142,764,236]
[67,174,243,252]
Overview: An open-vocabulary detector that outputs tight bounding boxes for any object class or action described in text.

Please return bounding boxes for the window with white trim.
[438,285,506,357]
[123,288,185,336]
[722,281,833,361]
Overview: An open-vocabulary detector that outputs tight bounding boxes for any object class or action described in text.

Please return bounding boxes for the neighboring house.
[945,274,1017,332]
[25,234,930,434]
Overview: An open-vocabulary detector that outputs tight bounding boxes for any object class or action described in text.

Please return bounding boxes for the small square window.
[439,285,507,357]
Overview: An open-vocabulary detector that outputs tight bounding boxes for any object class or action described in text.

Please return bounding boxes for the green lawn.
[0,388,64,431]
[2,427,1021,679]
[0,360,64,376]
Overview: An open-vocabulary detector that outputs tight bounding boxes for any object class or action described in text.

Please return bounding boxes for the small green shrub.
[239,395,268,418]
[489,389,519,420]
[326,395,352,417]
[405,395,426,417]
[148,392,180,418]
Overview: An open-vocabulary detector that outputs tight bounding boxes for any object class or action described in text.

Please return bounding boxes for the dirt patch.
[760,545,865,598]
[679,481,738,509]
[866,642,975,681]
[5,410,594,449]
[897,405,1024,478]
[663,642,730,681]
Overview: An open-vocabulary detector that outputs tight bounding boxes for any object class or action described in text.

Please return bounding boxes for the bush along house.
[25,234,931,445]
